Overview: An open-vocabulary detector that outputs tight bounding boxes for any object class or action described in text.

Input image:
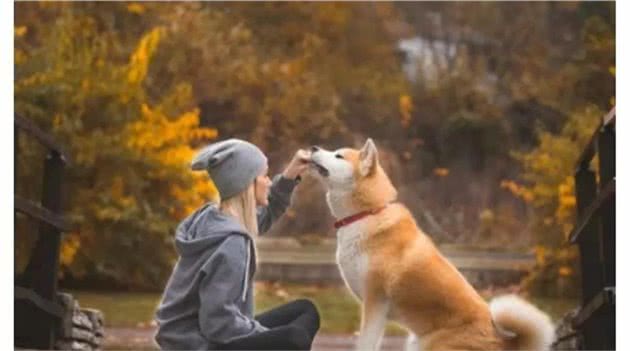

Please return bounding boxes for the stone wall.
[256,262,529,289]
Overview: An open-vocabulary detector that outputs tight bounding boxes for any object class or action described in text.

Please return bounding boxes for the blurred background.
[14,2,614,349]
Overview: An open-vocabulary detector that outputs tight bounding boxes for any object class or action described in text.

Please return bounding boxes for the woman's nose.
[310,145,320,153]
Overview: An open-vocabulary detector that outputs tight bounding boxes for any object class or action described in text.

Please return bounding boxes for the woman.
[155,139,320,350]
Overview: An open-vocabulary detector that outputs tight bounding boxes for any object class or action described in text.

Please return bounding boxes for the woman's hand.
[282,149,312,180]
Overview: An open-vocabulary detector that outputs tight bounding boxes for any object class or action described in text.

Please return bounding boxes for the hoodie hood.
[155,174,300,350]
[155,202,263,350]
[174,202,250,256]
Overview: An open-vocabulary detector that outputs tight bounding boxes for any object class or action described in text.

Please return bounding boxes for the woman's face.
[255,166,272,206]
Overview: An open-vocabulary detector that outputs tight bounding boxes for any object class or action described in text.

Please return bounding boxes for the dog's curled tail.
[489,294,555,351]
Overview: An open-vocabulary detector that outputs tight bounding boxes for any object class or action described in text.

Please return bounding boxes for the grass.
[69,283,577,334]
[529,296,579,322]
[69,283,403,334]
[67,290,162,328]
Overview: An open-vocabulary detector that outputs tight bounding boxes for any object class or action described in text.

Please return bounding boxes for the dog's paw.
[355,338,377,351]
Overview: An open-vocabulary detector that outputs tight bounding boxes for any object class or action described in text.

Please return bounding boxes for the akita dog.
[309,139,554,351]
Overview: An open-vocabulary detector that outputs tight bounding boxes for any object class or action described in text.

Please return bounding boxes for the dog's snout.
[310,145,320,153]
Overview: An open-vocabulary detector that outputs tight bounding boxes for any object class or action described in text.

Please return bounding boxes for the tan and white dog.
[309,139,555,351]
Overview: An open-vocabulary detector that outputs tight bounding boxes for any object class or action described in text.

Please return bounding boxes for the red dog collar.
[334,205,388,229]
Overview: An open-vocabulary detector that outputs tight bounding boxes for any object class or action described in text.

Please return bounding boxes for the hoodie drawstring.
[241,242,250,302]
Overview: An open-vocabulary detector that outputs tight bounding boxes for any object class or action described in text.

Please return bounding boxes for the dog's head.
[309,139,397,212]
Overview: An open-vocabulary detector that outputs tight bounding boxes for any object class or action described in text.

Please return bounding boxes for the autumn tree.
[15,5,218,288]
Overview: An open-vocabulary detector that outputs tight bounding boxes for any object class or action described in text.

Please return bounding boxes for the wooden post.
[598,123,615,286]
[597,122,615,350]
[21,150,64,348]
[14,126,19,266]
[574,165,601,304]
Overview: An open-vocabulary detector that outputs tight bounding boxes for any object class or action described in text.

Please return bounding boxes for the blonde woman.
[155,139,320,350]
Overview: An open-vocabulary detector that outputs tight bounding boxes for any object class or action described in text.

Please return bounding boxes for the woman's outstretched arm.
[257,175,299,234]
[257,149,310,234]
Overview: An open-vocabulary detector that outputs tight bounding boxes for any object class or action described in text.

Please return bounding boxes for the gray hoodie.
[155,175,298,350]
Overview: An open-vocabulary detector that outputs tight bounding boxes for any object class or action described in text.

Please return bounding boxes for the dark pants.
[218,299,321,350]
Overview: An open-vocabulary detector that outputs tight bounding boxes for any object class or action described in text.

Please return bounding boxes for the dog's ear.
[359,138,378,177]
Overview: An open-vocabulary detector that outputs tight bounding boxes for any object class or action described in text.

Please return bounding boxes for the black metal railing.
[567,107,616,350]
[15,115,70,349]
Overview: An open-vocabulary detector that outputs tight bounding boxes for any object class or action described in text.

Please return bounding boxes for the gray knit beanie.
[191,139,268,200]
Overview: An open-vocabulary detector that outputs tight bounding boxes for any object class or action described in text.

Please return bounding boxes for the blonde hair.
[219,180,259,238]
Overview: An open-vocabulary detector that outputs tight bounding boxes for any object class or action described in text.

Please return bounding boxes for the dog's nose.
[310,145,320,153]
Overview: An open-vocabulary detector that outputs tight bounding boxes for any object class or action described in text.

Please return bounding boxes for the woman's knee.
[294,299,318,315]
[286,325,312,350]
[294,299,320,326]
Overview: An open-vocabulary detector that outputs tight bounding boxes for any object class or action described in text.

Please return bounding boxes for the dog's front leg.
[405,333,421,351]
[356,287,389,351]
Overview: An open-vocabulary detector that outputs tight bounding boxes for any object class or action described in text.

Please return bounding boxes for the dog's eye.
[335,154,344,159]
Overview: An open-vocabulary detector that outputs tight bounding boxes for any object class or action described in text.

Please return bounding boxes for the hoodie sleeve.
[198,235,267,344]
[257,174,299,234]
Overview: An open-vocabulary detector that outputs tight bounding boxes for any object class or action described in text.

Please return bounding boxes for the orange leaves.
[433,168,449,177]
[556,176,576,237]
[516,106,605,296]
[500,179,534,203]
[60,232,81,266]
[169,174,219,220]
[533,245,547,266]
[558,266,573,277]
[399,94,413,127]
[126,3,145,15]
[14,26,28,37]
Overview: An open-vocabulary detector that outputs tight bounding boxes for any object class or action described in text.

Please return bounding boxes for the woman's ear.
[359,138,378,177]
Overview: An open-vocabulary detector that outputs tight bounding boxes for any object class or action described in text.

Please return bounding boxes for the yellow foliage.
[128,27,163,84]
[127,104,217,152]
[514,105,606,296]
[126,3,145,14]
[126,103,220,218]
[169,174,219,220]
[15,49,27,65]
[16,71,58,90]
[14,7,227,288]
[500,179,534,203]
[60,233,81,266]
[533,245,547,266]
[15,26,28,37]
[555,176,577,237]
[53,114,62,128]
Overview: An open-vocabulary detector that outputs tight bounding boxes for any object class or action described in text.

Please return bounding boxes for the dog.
[308,139,555,351]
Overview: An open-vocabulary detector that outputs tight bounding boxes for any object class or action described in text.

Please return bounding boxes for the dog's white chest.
[335,223,368,300]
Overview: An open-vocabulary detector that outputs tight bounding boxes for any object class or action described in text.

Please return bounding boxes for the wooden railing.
[559,107,615,350]
[14,115,69,349]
